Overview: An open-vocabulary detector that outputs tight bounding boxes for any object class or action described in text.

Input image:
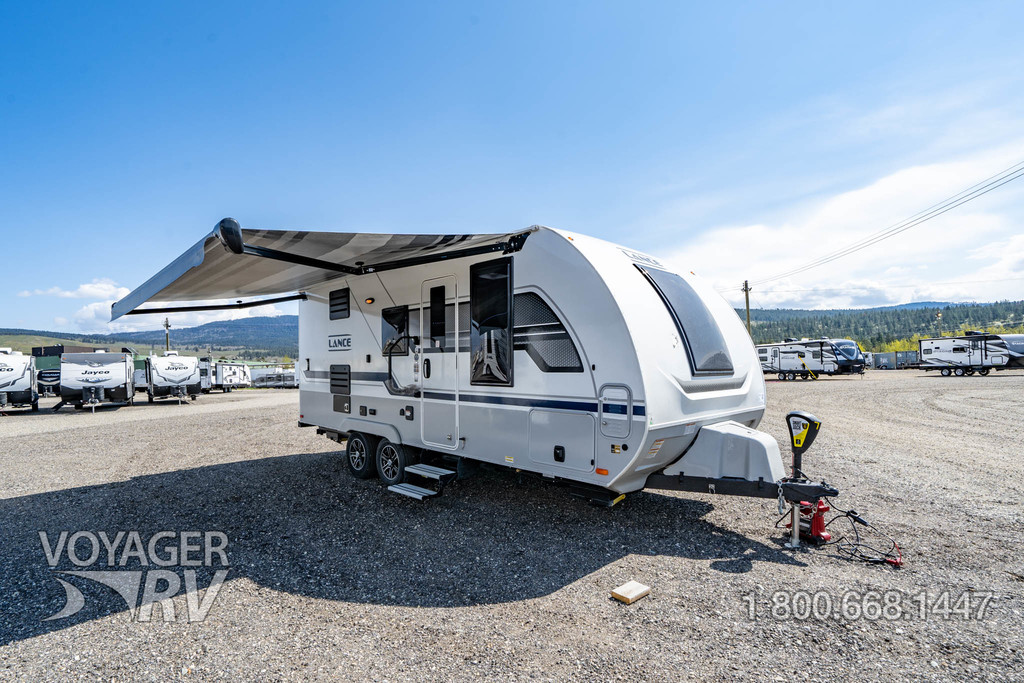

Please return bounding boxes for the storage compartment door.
[528,410,596,473]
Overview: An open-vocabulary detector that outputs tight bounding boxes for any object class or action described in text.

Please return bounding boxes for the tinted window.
[382,306,409,356]
[923,349,932,355]
[429,285,447,349]
[637,266,734,375]
[513,292,583,373]
[953,347,966,354]
[470,258,513,385]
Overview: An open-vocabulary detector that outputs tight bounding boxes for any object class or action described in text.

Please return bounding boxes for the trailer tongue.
[645,411,837,548]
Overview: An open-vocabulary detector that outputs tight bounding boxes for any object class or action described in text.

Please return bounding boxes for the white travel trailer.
[756,338,865,380]
[146,351,201,402]
[0,348,39,412]
[919,332,1024,376]
[199,358,251,392]
[56,352,135,411]
[111,219,837,524]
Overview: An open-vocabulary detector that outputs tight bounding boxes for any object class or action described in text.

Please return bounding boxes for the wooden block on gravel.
[611,581,650,604]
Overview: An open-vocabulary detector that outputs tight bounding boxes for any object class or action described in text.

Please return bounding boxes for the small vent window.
[513,293,583,373]
[329,288,350,320]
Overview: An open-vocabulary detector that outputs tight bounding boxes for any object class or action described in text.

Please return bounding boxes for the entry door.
[420,276,459,449]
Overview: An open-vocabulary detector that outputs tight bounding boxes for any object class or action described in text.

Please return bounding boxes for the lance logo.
[40,530,230,623]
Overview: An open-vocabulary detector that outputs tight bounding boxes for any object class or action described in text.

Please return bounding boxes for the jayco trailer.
[56,352,134,411]
[111,219,837,525]
[146,351,201,402]
[919,332,1024,376]
[0,348,39,412]
[756,338,865,380]
[199,358,251,392]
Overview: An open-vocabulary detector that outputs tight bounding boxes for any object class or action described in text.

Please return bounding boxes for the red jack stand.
[787,500,832,545]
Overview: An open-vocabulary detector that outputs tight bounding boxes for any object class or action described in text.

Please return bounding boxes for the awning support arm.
[123,293,308,316]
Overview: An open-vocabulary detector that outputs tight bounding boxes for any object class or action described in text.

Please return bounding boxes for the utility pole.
[163,317,171,351]
[936,312,942,338]
[742,280,752,335]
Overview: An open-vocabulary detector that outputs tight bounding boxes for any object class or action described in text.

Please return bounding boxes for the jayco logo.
[81,370,111,375]
[166,363,188,371]
[328,334,352,352]
[40,530,230,623]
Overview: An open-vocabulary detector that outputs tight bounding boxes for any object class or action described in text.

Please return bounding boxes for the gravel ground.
[1,374,1022,681]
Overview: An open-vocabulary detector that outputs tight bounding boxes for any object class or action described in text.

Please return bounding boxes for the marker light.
[365,298,375,304]
[596,468,609,476]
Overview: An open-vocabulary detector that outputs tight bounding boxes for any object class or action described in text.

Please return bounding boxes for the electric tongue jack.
[782,411,835,549]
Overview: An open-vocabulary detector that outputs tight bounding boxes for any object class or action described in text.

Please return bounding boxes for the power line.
[749,158,1024,286]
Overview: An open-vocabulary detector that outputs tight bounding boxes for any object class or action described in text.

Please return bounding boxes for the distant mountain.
[0,316,298,358]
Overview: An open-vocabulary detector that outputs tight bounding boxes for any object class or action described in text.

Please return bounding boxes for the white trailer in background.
[0,348,39,412]
[199,358,251,392]
[56,352,135,411]
[146,351,202,403]
[756,337,866,381]
[919,332,1024,376]
[109,216,838,541]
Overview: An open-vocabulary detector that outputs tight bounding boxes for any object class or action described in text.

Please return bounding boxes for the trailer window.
[922,349,932,355]
[952,346,966,354]
[329,288,350,320]
[513,292,583,373]
[758,349,768,358]
[637,266,734,375]
[381,306,409,356]
[812,351,820,359]
[470,257,513,385]
[429,285,447,349]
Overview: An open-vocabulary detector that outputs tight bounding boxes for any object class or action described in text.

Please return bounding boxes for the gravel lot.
[1,373,1022,681]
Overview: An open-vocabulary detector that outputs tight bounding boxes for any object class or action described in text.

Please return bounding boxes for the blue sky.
[2,1,1023,332]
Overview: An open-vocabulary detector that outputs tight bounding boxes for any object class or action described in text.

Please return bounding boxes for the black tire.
[954,368,965,377]
[147,392,154,404]
[777,372,786,381]
[965,369,975,376]
[979,368,990,376]
[190,394,198,401]
[375,438,410,486]
[940,368,951,377]
[786,372,797,381]
[346,432,379,479]
[31,400,39,412]
[801,372,809,380]
[74,402,83,410]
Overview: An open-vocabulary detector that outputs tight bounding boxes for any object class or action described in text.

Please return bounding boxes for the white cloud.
[659,143,1024,309]
[19,278,130,300]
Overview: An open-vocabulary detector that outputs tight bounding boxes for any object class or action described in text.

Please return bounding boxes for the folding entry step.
[387,482,440,500]
[387,463,458,500]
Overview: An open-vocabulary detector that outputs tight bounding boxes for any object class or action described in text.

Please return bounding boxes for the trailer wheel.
[345,432,378,479]
[777,372,786,381]
[31,400,39,412]
[786,372,797,381]
[147,391,154,404]
[979,368,990,376]
[74,402,83,410]
[954,368,965,377]
[375,439,410,486]
[190,394,198,401]
[940,368,951,377]
[965,368,975,376]
[801,372,809,380]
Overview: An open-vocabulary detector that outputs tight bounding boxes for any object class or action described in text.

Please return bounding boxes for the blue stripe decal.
[422,390,646,416]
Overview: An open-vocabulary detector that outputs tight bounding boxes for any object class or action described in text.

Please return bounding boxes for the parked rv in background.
[36,369,60,396]
[756,337,866,380]
[0,348,39,412]
[56,352,134,411]
[919,332,1024,376]
[199,358,252,392]
[146,351,201,403]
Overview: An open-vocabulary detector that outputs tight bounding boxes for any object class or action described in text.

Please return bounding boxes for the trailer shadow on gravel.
[0,450,803,645]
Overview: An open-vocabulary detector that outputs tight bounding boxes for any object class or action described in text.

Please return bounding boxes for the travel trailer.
[0,348,39,412]
[919,332,1024,376]
[146,351,201,402]
[55,352,134,411]
[111,219,837,524]
[199,358,252,392]
[756,338,865,380]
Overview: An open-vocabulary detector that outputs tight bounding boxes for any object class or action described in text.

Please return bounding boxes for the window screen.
[513,292,583,373]
[637,266,734,375]
[329,288,350,320]
[382,306,409,356]
[470,257,513,385]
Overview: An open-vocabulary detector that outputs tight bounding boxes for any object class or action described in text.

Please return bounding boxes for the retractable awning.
[111,218,535,320]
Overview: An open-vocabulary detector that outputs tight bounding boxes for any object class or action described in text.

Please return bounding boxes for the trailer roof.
[112,221,537,320]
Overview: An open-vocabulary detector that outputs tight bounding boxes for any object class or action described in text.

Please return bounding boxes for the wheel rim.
[349,439,366,470]
[380,444,400,480]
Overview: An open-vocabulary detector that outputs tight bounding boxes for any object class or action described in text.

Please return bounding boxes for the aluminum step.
[387,483,439,500]
[405,463,456,480]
